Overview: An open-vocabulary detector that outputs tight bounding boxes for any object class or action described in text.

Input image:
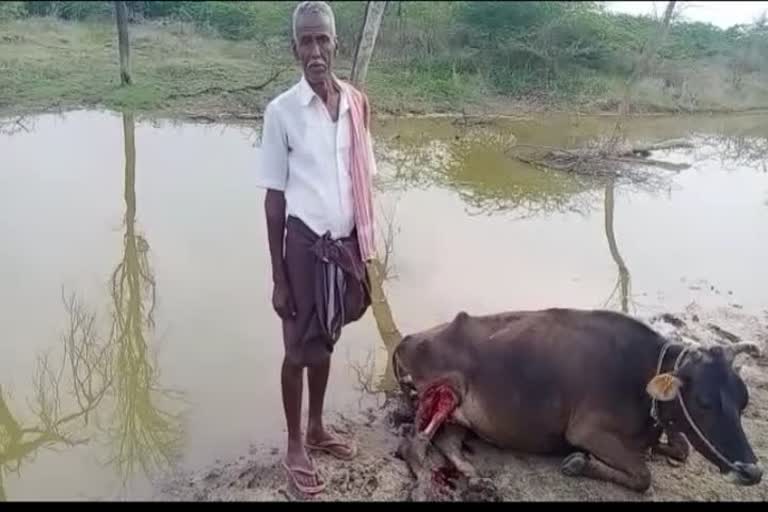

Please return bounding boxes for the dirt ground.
[155,303,768,502]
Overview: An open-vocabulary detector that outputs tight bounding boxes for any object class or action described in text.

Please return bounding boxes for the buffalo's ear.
[646,373,683,401]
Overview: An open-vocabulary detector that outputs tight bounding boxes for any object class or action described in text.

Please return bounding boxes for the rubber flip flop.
[306,437,358,461]
[281,459,326,495]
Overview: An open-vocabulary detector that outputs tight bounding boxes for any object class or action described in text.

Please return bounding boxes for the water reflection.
[360,178,638,396]
[375,125,600,219]
[697,132,768,172]
[0,292,113,502]
[0,112,185,501]
[108,113,183,482]
[2,109,767,498]
[0,115,34,136]
[603,179,633,314]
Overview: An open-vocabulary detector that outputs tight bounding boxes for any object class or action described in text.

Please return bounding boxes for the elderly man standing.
[255,1,378,495]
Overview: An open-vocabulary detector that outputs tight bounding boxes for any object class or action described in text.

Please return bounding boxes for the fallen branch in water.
[621,139,694,156]
[0,115,30,135]
[507,137,693,179]
[607,156,690,171]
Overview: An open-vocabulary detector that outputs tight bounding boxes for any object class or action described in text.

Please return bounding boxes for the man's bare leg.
[306,357,356,458]
[282,357,320,490]
[307,358,331,441]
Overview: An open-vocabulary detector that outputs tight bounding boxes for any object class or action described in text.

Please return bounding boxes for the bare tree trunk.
[619,1,676,116]
[367,260,402,393]
[352,1,399,387]
[115,1,132,86]
[351,1,387,88]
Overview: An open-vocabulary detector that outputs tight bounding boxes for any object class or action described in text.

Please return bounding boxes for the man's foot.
[306,427,357,460]
[283,443,325,495]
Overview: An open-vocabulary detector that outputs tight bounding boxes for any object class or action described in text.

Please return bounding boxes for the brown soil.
[155,303,768,502]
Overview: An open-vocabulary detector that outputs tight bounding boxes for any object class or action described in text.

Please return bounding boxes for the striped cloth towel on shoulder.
[337,79,377,262]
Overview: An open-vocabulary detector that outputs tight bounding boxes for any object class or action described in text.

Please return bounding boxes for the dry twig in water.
[507,137,693,182]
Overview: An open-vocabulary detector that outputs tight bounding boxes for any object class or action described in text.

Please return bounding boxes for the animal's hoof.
[408,482,440,502]
[561,452,588,477]
[395,439,408,461]
[390,404,415,427]
[397,437,418,466]
[433,466,461,490]
[463,477,500,502]
[666,456,684,468]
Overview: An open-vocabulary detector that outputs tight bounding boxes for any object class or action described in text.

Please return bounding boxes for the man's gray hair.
[292,1,336,43]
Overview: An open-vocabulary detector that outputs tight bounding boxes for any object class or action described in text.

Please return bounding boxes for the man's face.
[292,12,336,85]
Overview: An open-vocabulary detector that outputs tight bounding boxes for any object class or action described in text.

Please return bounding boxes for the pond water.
[1,109,766,500]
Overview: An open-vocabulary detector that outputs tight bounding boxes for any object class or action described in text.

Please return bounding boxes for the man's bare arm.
[265,189,295,318]
[265,189,287,283]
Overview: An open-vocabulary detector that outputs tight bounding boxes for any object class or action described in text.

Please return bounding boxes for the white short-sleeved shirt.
[256,76,367,239]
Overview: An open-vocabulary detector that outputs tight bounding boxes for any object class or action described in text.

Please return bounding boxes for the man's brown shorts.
[281,215,371,367]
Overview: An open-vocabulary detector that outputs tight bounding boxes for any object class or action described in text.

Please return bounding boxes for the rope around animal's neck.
[652,342,741,474]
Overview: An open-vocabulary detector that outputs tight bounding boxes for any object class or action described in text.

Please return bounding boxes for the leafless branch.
[348,349,391,409]
[507,135,689,183]
[375,200,400,282]
[1,291,114,487]
[165,67,286,101]
[0,116,30,136]
[620,1,678,116]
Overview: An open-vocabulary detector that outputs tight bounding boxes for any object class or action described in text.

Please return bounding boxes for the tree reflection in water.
[602,178,633,314]
[0,112,186,501]
[374,123,601,220]
[108,112,183,484]
[0,292,113,501]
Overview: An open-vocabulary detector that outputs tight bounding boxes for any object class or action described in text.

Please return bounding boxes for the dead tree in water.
[619,1,677,116]
[351,1,387,87]
[114,1,131,85]
[507,2,687,180]
[350,2,403,385]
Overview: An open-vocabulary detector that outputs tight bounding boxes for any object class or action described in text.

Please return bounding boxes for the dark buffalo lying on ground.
[393,308,763,496]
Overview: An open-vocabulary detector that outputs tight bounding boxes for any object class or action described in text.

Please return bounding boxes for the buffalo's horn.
[724,342,762,364]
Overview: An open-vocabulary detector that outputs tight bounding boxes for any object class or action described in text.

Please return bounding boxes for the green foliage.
[61,1,112,20]
[23,1,113,20]
[0,2,26,21]
[326,1,366,55]
[189,2,293,41]
[461,1,572,43]
[10,0,768,109]
[22,1,58,17]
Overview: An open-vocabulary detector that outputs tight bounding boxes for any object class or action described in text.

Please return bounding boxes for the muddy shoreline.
[155,303,768,502]
[4,104,768,133]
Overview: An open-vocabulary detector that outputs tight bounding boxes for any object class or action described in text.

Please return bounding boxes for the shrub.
[0,1,26,20]
[23,1,113,20]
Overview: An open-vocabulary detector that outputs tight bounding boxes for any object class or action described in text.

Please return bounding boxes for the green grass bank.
[2,1,768,120]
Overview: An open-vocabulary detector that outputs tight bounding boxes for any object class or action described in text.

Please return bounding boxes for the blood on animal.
[432,466,461,490]
[416,382,458,434]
